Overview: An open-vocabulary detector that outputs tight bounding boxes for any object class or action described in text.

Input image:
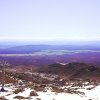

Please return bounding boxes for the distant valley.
[0,44,100,67]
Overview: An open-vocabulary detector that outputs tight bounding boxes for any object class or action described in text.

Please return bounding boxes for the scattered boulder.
[36,98,41,100]
[30,91,38,96]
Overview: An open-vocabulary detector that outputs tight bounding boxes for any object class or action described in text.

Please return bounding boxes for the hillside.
[39,62,100,81]
[0,62,100,100]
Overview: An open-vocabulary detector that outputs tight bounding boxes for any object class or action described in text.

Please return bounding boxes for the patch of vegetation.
[0,96,8,100]
[13,88,24,94]
[14,96,31,99]
[34,85,46,91]
[52,86,64,93]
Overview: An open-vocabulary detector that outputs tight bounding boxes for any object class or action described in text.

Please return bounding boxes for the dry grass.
[34,85,45,91]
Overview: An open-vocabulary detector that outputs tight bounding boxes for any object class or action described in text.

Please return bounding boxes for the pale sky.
[0,0,100,41]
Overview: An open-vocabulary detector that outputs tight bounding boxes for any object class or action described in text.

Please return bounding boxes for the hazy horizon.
[0,40,100,46]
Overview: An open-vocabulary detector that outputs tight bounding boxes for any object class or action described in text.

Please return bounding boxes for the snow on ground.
[78,85,100,100]
[0,84,100,100]
[37,91,85,100]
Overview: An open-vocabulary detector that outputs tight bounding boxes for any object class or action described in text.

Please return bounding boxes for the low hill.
[0,44,100,54]
[39,62,100,81]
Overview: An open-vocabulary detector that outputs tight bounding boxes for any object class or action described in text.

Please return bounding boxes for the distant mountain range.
[0,44,100,54]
